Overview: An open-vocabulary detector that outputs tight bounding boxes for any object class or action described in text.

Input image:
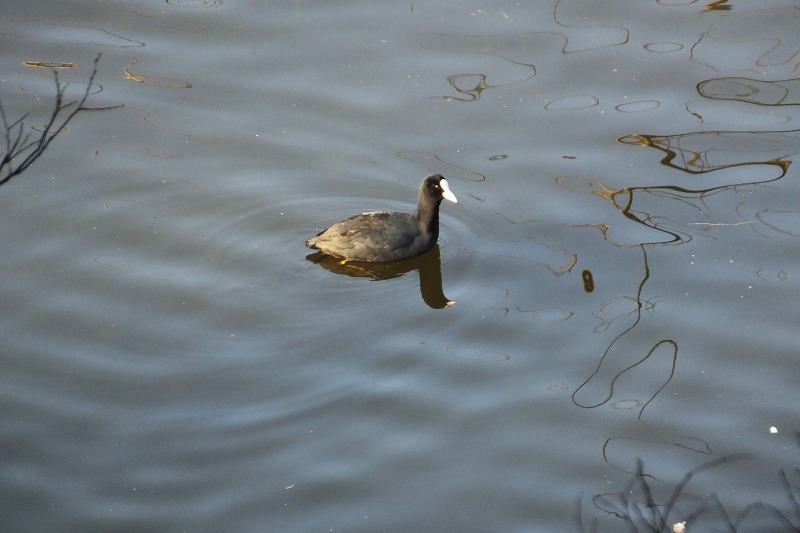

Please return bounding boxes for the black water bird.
[305,174,457,262]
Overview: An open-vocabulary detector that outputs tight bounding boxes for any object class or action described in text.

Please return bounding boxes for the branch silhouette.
[0,54,121,188]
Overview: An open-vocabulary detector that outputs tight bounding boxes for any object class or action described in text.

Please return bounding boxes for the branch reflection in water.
[0,54,121,188]
[561,126,797,421]
[570,244,678,422]
[305,244,455,310]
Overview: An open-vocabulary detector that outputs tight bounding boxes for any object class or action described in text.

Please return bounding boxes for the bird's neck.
[415,200,441,238]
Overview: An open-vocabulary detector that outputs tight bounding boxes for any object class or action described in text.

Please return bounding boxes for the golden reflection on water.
[555,127,796,250]
[306,245,455,310]
[705,0,733,11]
[616,131,793,179]
[23,61,75,68]
[123,58,193,88]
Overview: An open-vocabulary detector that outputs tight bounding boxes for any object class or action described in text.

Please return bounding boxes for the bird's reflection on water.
[306,244,455,309]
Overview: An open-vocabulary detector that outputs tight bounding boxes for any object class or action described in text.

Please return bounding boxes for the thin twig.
[0,53,122,188]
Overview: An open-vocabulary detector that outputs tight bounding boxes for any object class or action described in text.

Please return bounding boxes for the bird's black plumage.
[305,174,457,262]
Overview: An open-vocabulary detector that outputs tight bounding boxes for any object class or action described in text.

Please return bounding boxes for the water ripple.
[644,41,684,53]
[0,19,143,47]
[690,10,800,76]
[166,0,223,6]
[756,209,800,236]
[698,77,800,106]
[614,100,661,113]
[518,307,574,324]
[552,0,630,52]
[397,151,486,182]
[544,94,600,111]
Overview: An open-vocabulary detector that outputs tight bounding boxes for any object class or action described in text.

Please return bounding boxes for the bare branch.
[0,53,122,188]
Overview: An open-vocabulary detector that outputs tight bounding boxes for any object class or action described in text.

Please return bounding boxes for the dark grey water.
[2,1,799,532]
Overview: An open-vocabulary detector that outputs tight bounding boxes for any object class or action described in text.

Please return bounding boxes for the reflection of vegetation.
[441,73,495,102]
[566,126,800,529]
[437,57,536,102]
[705,0,732,12]
[617,131,794,179]
[577,437,800,532]
[558,129,798,247]
[697,77,800,106]
[122,58,192,89]
[557,177,685,245]
[571,245,677,421]
[0,54,120,188]
[602,436,712,479]
[560,127,798,419]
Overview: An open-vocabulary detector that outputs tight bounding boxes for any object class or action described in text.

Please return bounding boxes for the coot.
[305,174,457,262]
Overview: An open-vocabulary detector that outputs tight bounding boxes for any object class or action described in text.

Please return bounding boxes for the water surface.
[1,1,799,531]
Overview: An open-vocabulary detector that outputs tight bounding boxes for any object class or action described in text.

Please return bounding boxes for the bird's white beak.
[440,178,457,203]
